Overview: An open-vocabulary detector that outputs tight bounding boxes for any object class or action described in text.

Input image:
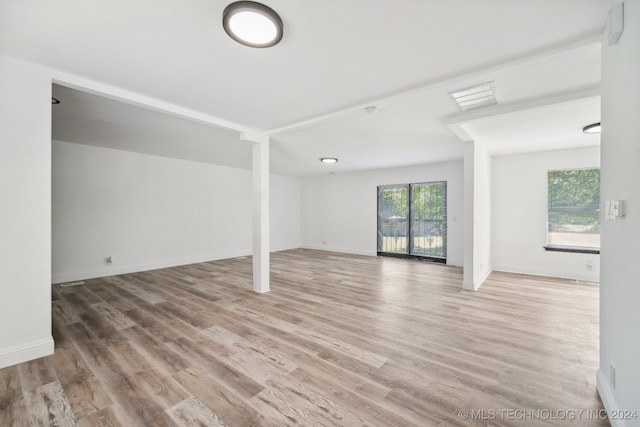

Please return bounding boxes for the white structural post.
[242,132,270,293]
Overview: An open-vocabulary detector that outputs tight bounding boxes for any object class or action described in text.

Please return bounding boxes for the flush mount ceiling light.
[223,1,283,48]
[51,97,60,104]
[320,158,338,164]
[450,82,498,111]
[583,122,601,134]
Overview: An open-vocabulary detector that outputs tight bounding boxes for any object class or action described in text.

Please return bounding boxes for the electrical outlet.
[586,261,593,271]
[610,362,616,389]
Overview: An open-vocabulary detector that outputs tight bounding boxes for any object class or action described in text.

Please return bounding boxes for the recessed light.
[223,1,283,48]
[52,98,60,104]
[582,123,601,134]
[320,158,338,164]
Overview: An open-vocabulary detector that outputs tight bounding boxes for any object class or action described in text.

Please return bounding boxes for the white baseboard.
[52,251,251,284]
[447,259,464,268]
[301,244,377,257]
[0,337,54,370]
[492,264,599,282]
[52,245,304,284]
[53,244,459,284]
[597,369,627,427]
[463,267,492,291]
[302,245,462,266]
[476,267,493,290]
[271,244,303,253]
[462,279,476,291]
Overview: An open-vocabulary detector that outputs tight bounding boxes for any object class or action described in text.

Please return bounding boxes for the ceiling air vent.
[449,82,498,111]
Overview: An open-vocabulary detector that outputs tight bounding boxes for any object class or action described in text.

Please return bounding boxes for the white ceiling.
[460,96,602,156]
[52,85,252,170]
[1,0,610,176]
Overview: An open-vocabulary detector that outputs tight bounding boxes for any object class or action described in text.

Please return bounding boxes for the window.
[546,168,600,253]
[377,182,447,261]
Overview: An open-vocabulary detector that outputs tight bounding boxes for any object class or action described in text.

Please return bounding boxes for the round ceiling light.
[320,158,338,164]
[223,1,283,48]
[582,122,601,134]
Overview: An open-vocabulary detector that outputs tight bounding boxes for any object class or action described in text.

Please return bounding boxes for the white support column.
[242,132,270,293]
[463,141,475,291]
[462,140,492,292]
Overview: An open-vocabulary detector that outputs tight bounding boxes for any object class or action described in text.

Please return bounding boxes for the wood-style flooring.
[0,249,607,426]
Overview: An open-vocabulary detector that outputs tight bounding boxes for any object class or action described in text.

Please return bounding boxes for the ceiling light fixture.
[320,158,338,164]
[582,122,601,134]
[223,1,283,48]
[52,97,60,104]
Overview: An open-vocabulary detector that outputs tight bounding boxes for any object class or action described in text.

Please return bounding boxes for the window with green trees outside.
[547,168,600,250]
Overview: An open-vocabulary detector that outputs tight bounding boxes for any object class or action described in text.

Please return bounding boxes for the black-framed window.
[545,168,600,253]
[377,182,447,262]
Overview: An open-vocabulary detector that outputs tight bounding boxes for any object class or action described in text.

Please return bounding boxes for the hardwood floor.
[1,249,607,426]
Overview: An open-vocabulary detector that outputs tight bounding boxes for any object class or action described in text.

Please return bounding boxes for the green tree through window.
[547,168,600,249]
[377,182,447,259]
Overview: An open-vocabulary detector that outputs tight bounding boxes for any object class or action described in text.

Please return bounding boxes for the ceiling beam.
[445,85,601,142]
[265,32,603,137]
[52,68,254,137]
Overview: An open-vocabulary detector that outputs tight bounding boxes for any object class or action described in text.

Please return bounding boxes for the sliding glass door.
[410,183,447,258]
[377,186,409,254]
[377,182,447,261]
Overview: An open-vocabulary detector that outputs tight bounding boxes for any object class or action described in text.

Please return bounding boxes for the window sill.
[544,245,600,255]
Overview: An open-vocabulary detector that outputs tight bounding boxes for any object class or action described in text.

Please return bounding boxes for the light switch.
[605,200,625,221]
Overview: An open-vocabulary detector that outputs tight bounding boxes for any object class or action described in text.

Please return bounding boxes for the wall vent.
[449,82,499,111]
[59,281,85,287]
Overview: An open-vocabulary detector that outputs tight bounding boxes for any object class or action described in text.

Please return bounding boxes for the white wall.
[301,161,464,266]
[52,140,301,283]
[463,142,492,290]
[492,146,601,281]
[0,55,54,368]
[270,172,302,252]
[598,1,640,424]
